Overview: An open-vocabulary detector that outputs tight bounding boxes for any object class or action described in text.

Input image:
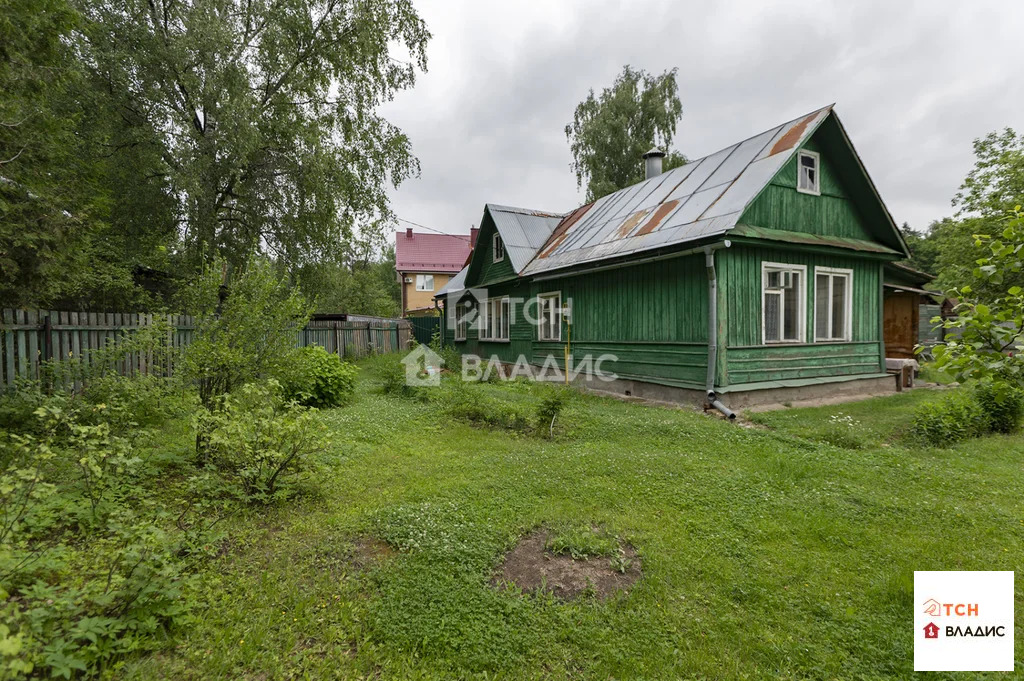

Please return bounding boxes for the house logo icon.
[447,287,489,331]
[923,622,940,639]
[923,598,942,616]
[401,345,444,387]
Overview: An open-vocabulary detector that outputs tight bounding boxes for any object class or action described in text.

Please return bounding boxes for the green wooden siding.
[718,245,884,385]
[469,214,517,287]
[450,255,711,389]
[739,138,875,242]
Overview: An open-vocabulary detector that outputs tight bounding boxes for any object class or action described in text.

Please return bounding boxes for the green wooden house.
[436,105,910,412]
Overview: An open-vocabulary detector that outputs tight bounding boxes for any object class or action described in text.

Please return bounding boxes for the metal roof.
[395,230,472,273]
[485,204,565,273]
[522,105,834,277]
[435,264,469,298]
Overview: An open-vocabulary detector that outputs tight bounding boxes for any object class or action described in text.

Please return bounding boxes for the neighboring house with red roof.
[395,227,476,316]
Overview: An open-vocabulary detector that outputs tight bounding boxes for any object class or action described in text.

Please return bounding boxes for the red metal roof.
[394,229,472,273]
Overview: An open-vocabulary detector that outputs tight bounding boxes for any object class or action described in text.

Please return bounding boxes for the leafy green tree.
[77,0,430,273]
[929,208,1024,383]
[565,65,686,202]
[954,128,1024,217]
[900,221,941,275]
[295,250,400,317]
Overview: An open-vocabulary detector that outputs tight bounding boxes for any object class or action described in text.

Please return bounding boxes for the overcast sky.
[379,0,1024,240]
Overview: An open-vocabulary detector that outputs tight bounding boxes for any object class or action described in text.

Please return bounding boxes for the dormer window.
[492,233,505,262]
[797,150,820,195]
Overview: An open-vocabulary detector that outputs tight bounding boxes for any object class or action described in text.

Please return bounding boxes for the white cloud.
[381,0,1024,237]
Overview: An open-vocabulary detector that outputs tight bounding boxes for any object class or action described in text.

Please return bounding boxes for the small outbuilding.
[883,263,938,359]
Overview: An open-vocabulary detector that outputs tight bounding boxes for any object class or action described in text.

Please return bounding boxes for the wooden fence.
[298,318,410,358]
[1,309,412,390]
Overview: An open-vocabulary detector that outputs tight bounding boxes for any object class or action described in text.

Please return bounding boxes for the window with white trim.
[537,292,561,341]
[814,267,853,342]
[797,150,820,195]
[415,274,434,291]
[480,297,510,341]
[762,263,806,343]
[454,301,468,341]
[492,233,505,262]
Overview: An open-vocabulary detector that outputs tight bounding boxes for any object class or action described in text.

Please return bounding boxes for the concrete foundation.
[568,371,898,411]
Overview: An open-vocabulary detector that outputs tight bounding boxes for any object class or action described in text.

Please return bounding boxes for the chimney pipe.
[642,147,666,180]
[405,227,413,238]
[469,226,479,247]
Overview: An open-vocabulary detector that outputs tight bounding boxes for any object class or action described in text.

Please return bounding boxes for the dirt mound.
[493,530,641,600]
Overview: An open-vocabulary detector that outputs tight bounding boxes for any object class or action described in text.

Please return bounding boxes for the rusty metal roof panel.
[521,105,834,277]
[755,107,832,161]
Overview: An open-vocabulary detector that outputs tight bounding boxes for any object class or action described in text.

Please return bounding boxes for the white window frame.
[454,301,467,341]
[415,274,434,292]
[480,296,510,342]
[537,292,562,342]
[797,150,820,196]
[761,261,807,345]
[814,266,854,342]
[492,233,505,262]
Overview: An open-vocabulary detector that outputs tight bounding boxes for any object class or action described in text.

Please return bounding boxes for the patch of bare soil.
[350,536,395,570]
[493,530,641,600]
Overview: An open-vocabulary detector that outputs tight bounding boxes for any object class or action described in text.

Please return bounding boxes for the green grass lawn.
[119,373,1023,680]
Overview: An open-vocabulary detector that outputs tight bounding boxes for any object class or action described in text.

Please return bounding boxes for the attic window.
[797,150,820,195]
[492,233,505,262]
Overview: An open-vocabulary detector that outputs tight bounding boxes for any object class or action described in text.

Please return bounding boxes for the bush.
[911,391,990,446]
[78,374,194,433]
[974,380,1024,434]
[281,346,357,408]
[0,405,198,680]
[181,257,312,409]
[196,380,327,503]
[535,387,571,438]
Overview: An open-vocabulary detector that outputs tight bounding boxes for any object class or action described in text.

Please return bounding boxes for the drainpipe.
[704,241,736,420]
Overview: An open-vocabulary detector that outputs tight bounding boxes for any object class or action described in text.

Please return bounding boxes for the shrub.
[1,514,191,680]
[78,374,194,433]
[0,407,200,680]
[181,257,312,409]
[911,391,989,446]
[974,380,1024,434]
[282,346,357,408]
[196,380,326,503]
[535,387,571,437]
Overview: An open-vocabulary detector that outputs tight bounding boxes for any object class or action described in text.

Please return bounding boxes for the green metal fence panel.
[406,316,440,346]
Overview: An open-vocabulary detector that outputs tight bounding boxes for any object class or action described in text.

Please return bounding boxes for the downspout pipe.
[704,241,736,420]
